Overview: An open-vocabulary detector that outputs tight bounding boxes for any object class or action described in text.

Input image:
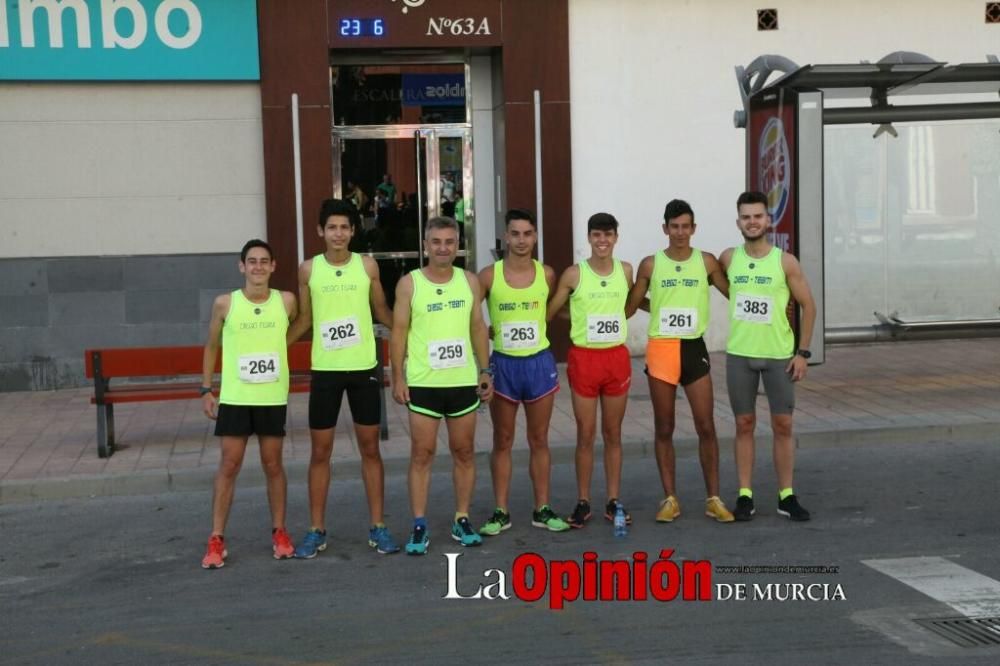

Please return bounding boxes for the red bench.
[84,340,389,458]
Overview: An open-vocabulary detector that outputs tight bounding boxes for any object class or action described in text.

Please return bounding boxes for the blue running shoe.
[293,528,327,559]
[405,525,429,555]
[368,525,400,554]
[451,517,483,547]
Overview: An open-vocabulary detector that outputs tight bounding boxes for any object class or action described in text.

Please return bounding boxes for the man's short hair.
[736,191,769,210]
[425,216,460,237]
[318,198,360,229]
[505,208,537,228]
[587,212,619,232]
[663,199,695,224]
[240,239,273,263]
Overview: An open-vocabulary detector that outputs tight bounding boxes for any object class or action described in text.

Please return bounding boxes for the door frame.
[332,125,475,268]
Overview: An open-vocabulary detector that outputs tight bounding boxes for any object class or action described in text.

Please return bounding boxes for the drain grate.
[914,616,1000,648]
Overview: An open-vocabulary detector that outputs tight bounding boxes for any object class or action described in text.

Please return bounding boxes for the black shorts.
[309,367,382,429]
[214,404,287,437]
[408,386,479,420]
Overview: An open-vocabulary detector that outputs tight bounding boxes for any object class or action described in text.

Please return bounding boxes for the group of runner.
[198,191,816,568]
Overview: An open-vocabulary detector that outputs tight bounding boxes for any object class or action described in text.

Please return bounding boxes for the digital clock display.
[338,18,386,37]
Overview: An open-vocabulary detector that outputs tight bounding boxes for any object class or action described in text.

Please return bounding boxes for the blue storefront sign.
[402,73,465,107]
[0,0,259,80]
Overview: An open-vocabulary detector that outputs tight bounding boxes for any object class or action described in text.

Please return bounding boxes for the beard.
[741,229,769,241]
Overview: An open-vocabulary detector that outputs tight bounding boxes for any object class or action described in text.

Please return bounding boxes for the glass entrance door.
[332,127,473,305]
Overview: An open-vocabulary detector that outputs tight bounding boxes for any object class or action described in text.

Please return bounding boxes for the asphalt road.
[1,435,998,665]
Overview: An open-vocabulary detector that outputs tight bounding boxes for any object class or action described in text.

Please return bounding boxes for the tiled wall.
[0,254,242,391]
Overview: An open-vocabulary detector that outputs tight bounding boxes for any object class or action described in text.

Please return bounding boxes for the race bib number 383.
[587,315,624,344]
[238,352,280,383]
[500,321,539,350]
[428,339,468,370]
[734,293,773,324]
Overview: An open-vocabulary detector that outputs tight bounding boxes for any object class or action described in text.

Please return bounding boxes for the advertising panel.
[747,89,798,255]
[0,0,259,80]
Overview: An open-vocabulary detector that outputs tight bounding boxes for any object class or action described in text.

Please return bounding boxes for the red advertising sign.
[746,90,798,256]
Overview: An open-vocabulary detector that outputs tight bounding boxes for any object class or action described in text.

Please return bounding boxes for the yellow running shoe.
[655,496,681,522]
[705,496,735,523]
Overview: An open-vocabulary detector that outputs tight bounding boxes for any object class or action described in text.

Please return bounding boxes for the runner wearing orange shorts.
[626,200,734,524]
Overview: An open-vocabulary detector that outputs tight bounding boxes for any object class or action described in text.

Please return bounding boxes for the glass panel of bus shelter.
[340,136,427,307]
[824,120,1000,327]
[331,63,467,127]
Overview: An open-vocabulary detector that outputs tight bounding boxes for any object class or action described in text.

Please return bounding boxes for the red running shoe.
[201,534,227,569]
[272,527,294,560]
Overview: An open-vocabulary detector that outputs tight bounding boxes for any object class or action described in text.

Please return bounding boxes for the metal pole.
[824,102,1000,125]
[533,90,544,262]
[292,93,304,266]
[415,130,425,266]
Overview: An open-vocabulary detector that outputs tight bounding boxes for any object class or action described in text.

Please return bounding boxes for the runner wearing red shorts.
[547,213,635,528]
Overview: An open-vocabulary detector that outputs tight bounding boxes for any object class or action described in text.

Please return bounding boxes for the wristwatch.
[199,386,213,396]
[796,349,812,359]
[478,367,494,377]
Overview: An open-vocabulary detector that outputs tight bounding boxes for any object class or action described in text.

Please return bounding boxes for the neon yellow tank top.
[727,246,794,359]
[488,260,550,357]
[309,253,376,371]
[406,267,477,387]
[647,249,710,340]
[570,259,628,349]
[220,289,289,406]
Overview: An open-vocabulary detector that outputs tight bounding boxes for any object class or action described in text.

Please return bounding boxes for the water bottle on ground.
[613,502,627,538]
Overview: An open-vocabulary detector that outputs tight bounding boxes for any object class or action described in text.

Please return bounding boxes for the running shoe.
[733,495,755,521]
[777,494,811,522]
[567,500,592,529]
[272,527,295,560]
[368,525,401,554]
[405,525,430,555]
[604,499,632,525]
[201,534,227,569]
[479,508,512,536]
[531,505,570,532]
[294,528,327,559]
[705,496,735,523]
[451,517,483,547]
[656,496,681,522]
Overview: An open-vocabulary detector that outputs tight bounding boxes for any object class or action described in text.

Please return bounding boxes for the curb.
[1,422,996,505]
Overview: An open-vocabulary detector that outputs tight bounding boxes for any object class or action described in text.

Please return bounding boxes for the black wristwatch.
[199,386,213,396]
[796,349,812,359]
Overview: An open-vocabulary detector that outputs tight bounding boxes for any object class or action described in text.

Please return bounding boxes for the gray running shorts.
[725,354,795,415]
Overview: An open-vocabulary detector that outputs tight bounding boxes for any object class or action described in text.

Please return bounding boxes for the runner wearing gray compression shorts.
[719,191,817,523]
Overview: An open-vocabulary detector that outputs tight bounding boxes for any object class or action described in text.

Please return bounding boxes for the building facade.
[1,0,997,390]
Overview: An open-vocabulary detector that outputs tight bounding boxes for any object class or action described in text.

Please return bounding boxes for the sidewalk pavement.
[1,339,997,503]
